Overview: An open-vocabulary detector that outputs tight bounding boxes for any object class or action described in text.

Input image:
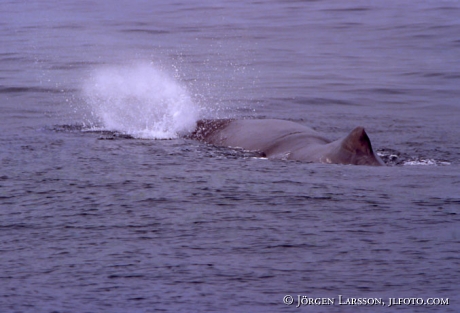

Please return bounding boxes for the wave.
[0,86,76,94]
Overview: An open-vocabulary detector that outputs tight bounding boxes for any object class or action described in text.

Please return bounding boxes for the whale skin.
[189,119,385,166]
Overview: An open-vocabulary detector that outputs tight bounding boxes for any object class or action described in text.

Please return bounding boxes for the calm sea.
[1,1,459,312]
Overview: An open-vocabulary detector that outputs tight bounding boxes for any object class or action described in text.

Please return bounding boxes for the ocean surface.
[1,1,459,312]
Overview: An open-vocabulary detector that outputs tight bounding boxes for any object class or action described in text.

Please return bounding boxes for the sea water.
[1,1,459,312]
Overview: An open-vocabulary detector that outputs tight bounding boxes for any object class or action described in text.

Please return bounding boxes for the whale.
[188,119,385,166]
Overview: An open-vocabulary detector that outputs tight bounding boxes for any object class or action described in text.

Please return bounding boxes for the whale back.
[189,119,233,142]
[188,119,384,166]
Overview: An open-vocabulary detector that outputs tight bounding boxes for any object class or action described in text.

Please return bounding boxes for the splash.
[82,63,199,139]
[377,149,451,166]
[403,159,451,166]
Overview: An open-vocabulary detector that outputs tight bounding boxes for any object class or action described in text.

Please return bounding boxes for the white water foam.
[82,63,200,139]
[403,159,451,166]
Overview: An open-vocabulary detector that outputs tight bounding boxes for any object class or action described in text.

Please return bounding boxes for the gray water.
[1,1,459,312]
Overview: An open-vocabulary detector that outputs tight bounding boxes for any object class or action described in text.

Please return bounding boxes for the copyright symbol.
[283,295,294,305]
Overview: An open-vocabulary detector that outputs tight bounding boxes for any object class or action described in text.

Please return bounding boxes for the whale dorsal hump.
[338,127,384,165]
[342,127,373,154]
